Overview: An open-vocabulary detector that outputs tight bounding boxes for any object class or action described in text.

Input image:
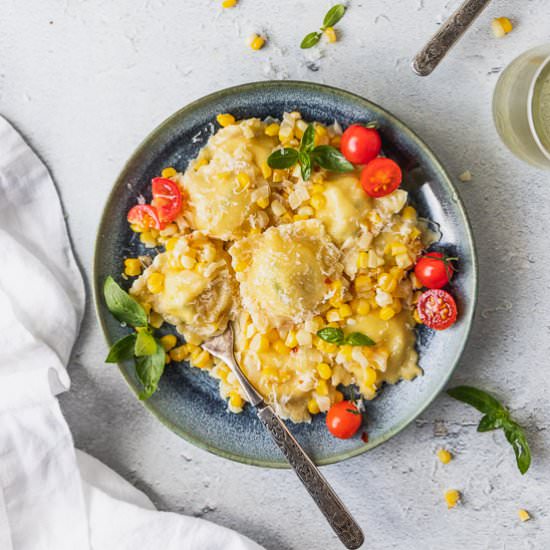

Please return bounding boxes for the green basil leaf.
[477,413,503,432]
[136,340,166,400]
[134,329,157,357]
[105,333,137,363]
[343,332,376,347]
[316,327,344,344]
[299,151,312,181]
[267,148,299,169]
[322,4,347,28]
[300,31,322,49]
[504,422,531,474]
[447,386,506,415]
[311,145,354,172]
[300,124,315,153]
[104,276,148,328]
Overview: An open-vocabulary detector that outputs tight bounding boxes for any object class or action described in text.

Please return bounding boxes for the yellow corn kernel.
[272,169,285,183]
[310,193,326,210]
[164,237,178,251]
[237,172,250,189]
[402,205,417,221]
[249,34,265,50]
[492,17,513,38]
[147,272,165,294]
[364,366,377,386]
[216,113,236,127]
[357,251,369,270]
[130,223,142,233]
[222,0,237,7]
[194,157,209,171]
[140,231,158,246]
[324,26,337,43]
[316,379,329,396]
[293,214,309,222]
[161,167,177,178]
[311,183,325,194]
[140,302,151,315]
[315,338,338,354]
[378,273,397,293]
[334,390,344,403]
[217,364,230,381]
[266,328,280,342]
[160,334,177,351]
[339,304,353,318]
[437,449,452,465]
[124,258,142,277]
[285,330,298,348]
[317,362,332,380]
[326,309,341,323]
[379,306,396,321]
[392,298,402,314]
[518,509,531,522]
[169,344,188,362]
[229,391,244,409]
[444,489,460,509]
[330,135,341,147]
[355,274,372,292]
[390,242,408,256]
[413,309,422,324]
[149,311,164,329]
[233,260,247,273]
[193,349,213,369]
[340,345,353,361]
[273,339,290,355]
[356,298,371,316]
[315,124,327,137]
[307,398,320,415]
[261,365,279,379]
[265,123,280,137]
[251,333,269,353]
[254,196,269,209]
[260,161,272,179]
[410,227,421,240]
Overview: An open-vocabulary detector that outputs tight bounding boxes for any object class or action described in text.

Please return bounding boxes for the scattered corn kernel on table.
[2,0,550,548]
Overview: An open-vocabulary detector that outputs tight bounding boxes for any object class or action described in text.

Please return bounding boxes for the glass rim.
[528,52,550,162]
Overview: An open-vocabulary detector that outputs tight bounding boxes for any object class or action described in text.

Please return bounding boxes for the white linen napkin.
[0,115,264,550]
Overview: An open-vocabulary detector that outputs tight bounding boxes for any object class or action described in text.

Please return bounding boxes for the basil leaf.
[267,148,299,169]
[299,151,312,181]
[104,276,148,328]
[136,340,166,400]
[312,145,354,172]
[343,332,376,347]
[504,423,531,475]
[447,386,505,415]
[316,327,344,344]
[105,333,137,363]
[300,124,315,153]
[477,413,503,432]
[134,329,157,357]
[322,4,347,29]
[300,31,322,49]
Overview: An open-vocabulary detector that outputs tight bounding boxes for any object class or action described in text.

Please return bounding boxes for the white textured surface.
[2,1,550,548]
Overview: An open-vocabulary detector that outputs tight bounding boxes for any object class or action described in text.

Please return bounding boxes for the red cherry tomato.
[414,252,457,289]
[360,157,402,198]
[417,289,458,331]
[151,178,182,223]
[340,125,382,165]
[127,204,164,230]
[326,401,362,439]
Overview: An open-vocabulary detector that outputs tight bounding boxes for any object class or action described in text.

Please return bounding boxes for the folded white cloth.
[0,115,263,550]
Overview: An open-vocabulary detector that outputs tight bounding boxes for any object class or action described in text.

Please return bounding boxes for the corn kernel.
[340,345,353,361]
[261,365,279,379]
[222,0,237,7]
[356,299,370,316]
[266,328,280,342]
[140,231,158,246]
[334,390,344,403]
[357,251,369,270]
[161,167,177,178]
[285,330,298,348]
[378,273,397,293]
[216,113,236,127]
[147,272,165,294]
[160,334,177,351]
[233,260,247,273]
[330,135,341,147]
[364,366,377,386]
[339,304,353,318]
[379,306,396,321]
[265,123,280,137]
[355,275,372,292]
[390,242,408,256]
[315,338,338,354]
[140,302,151,315]
[237,172,251,189]
[492,17,513,38]
[181,255,197,270]
[315,124,327,137]
[402,205,417,221]
[260,161,272,179]
[310,193,326,210]
[164,237,177,251]
[124,258,142,277]
[169,344,189,362]
[308,398,320,415]
[293,214,309,222]
[518,509,531,522]
[149,311,164,329]
[410,227,422,240]
[229,391,244,409]
[413,309,422,324]
[437,449,452,464]
[251,333,269,353]
[273,339,289,355]
[326,309,341,323]
[130,223,142,233]
[194,157,209,171]
[249,34,265,50]
[317,362,332,380]
[193,349,212,369]
[316,379,329,396]
[296,329,312,347]
[324,26,337,43]
[311,183,325,194]
[256,196,270,209]
[444,489,460,509]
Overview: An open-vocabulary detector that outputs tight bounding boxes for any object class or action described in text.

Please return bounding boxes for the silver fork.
[202,322,364,549]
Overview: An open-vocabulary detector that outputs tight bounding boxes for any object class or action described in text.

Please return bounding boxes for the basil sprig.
[267,123,353,181]
[447,386,531,474]
[301,4,347,49]
[317,327,375,347]
[103,276,167,400]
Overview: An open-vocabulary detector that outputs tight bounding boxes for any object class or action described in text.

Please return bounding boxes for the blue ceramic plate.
[94,81,477,468]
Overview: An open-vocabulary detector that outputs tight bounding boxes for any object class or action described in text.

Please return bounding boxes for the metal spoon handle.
[257,404,364,549]
[412,0,492,76]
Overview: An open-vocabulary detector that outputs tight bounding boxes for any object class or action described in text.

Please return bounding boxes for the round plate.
[94,81,477,468]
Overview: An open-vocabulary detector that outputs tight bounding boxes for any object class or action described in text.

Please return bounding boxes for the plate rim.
[93,80,478,469]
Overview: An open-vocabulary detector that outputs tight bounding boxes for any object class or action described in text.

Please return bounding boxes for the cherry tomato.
[127,204,164,230]
[326,401,362,439]
[360,157,402,198]
[417,289,458,331]
[340,124,382,164]
[151,177,182,223]
[414,252,457,289]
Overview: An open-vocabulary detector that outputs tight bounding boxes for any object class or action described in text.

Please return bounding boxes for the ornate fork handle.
[257,405,364,549]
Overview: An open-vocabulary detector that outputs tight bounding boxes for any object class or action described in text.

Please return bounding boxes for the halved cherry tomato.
[340,124,382,164]
[414,252,457,289]
[127,204,164,230]
[326,401,362,439]
[151,177,182,223]
[360,157,402,198]
[417,289,458,330]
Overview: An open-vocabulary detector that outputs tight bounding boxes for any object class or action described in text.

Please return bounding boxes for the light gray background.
[2,1,549,548]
